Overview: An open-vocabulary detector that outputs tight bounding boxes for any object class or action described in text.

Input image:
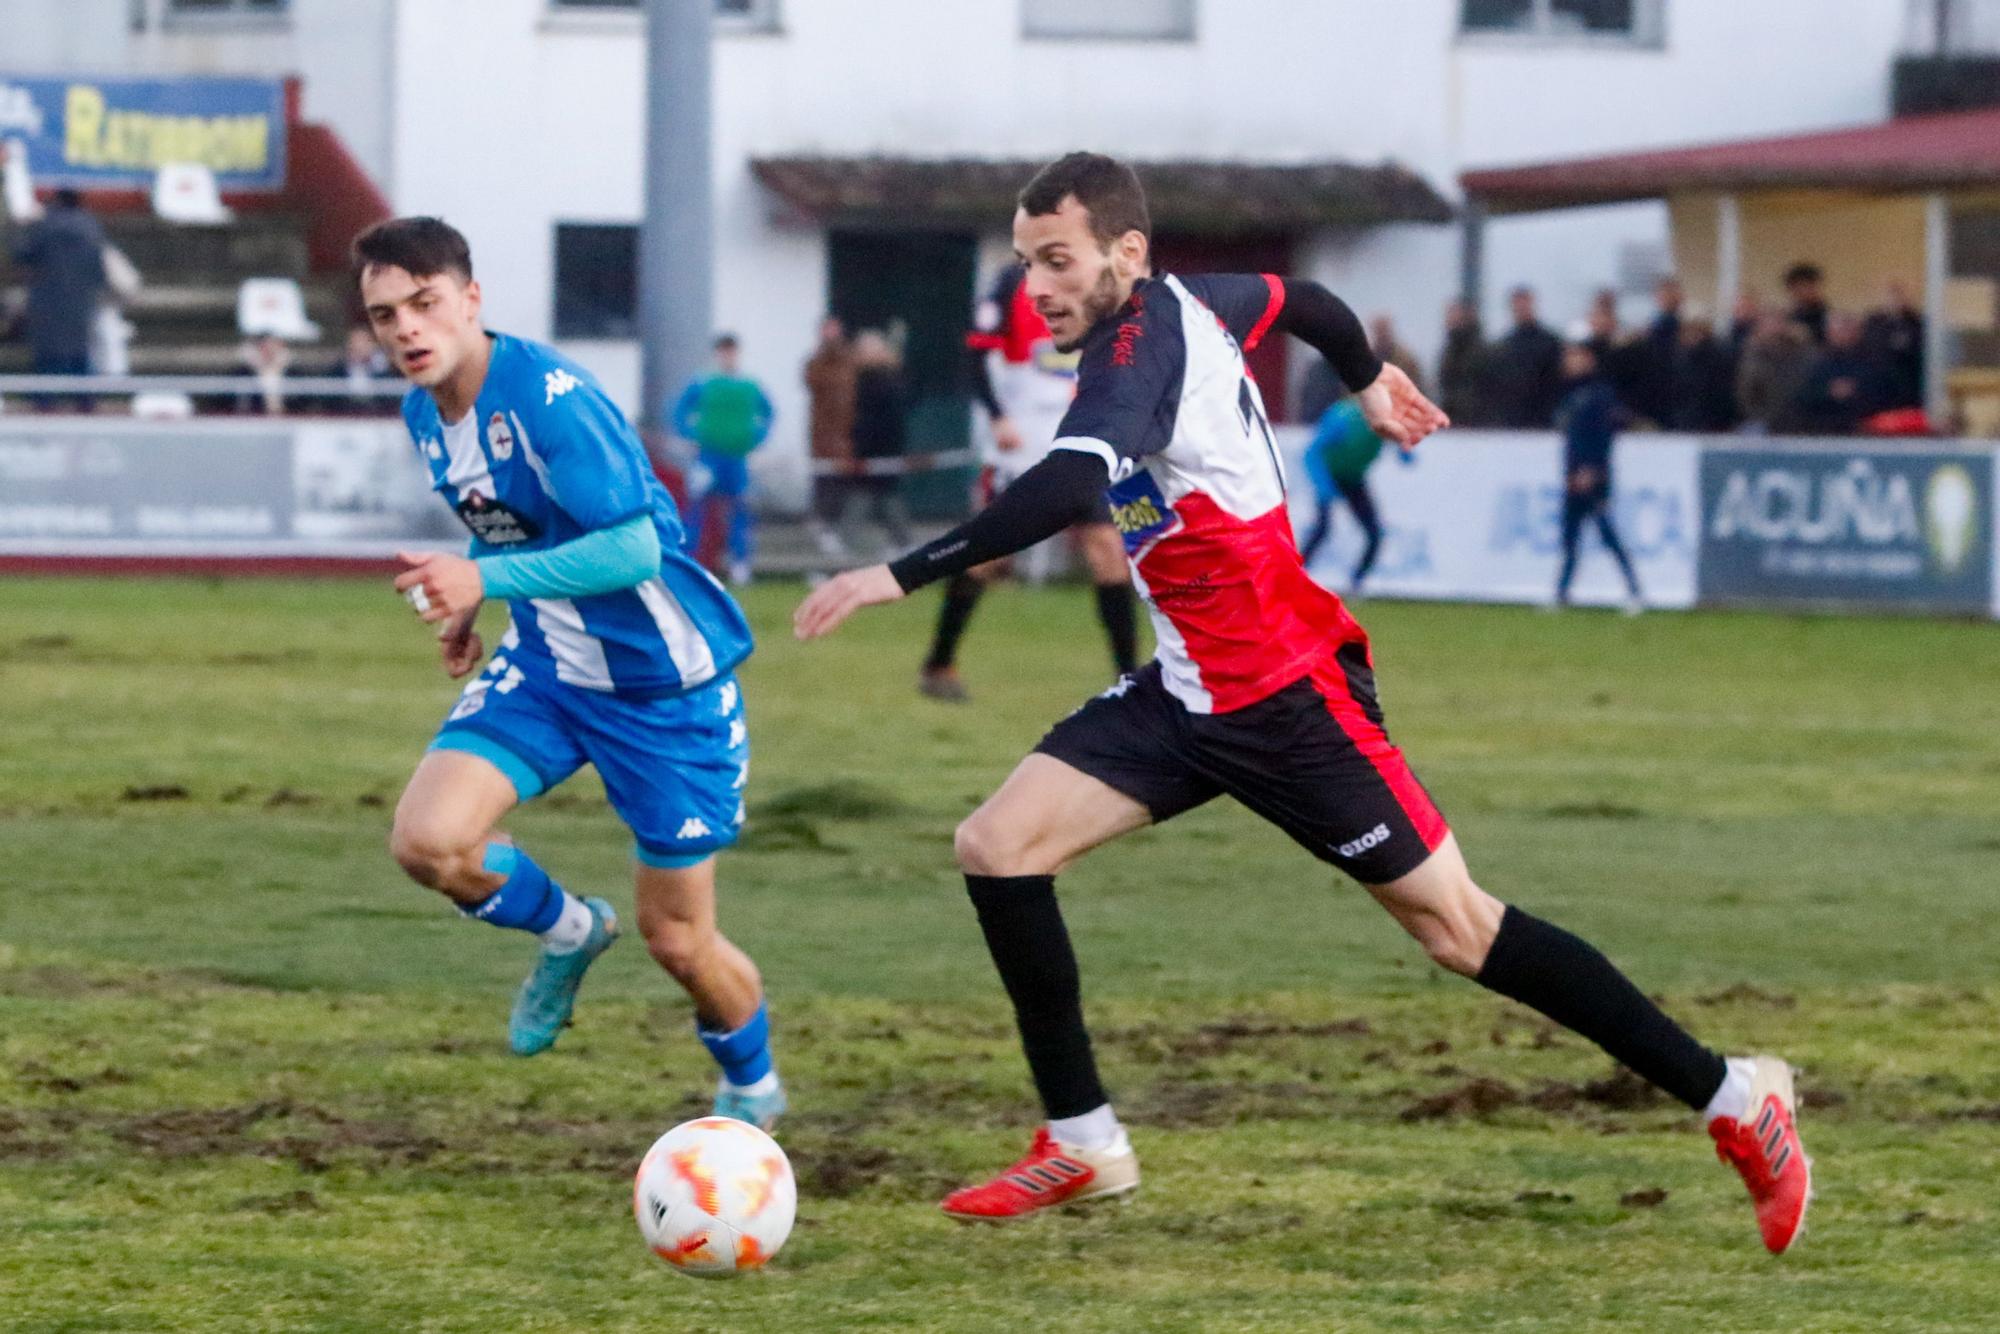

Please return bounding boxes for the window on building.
[547,0,780,26]
[1909,0,2000,54]
[553,224,637,340]
[166,0,289,15]
[1023,0,1196,42]
[1460,0,1662,44]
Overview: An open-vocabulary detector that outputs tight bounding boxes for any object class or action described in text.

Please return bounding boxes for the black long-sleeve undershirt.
[888,448,1111,593]
[1275,280,1383,394]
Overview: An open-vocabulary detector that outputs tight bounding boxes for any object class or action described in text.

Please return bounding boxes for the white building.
[3,0,1968,500]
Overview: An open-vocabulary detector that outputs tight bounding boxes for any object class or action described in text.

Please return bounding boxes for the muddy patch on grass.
[110,1100,444,1172]
[1619,1187,1670,1208]
[262,788,320,809]
[757,782,908,822]
[119,784,189,802]
[1401,1066,1669,1123]
[1694,983,1797,1009]
[231,1189,323,1214]
[15,1062,134,1095]
[1102,1016,1373,1063]
[1402,1078,1519,1122]
[1132,1080,1347,1129]
[1543,801,1645,820]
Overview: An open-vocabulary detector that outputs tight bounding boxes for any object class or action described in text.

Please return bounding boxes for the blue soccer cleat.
[712,1076,789,1132]
[508,897,619,1056]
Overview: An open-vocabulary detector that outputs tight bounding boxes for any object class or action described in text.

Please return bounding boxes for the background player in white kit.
[917,264,1139,702]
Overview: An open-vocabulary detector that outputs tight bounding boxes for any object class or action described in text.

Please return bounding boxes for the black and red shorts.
[1034,646,1450,884]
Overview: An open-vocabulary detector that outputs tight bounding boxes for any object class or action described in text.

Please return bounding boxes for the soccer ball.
[633,1116,796,1278]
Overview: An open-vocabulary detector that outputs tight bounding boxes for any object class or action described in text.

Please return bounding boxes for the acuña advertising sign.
[1698,445,1993,612]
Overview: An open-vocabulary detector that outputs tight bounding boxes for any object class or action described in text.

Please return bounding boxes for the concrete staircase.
[0,209,352,376]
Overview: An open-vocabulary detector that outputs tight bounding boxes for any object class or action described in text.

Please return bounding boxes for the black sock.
[923,575,984,673]
[1093,582,1139,675]
[1475,905,1726,1110]
[965,874,1107,1118]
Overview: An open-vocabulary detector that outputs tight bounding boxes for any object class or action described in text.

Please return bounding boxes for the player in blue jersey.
[355,217,786,1130]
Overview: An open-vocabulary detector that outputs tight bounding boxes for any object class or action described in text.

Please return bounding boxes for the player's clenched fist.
[793,563,905,640]
[395,549,485,624]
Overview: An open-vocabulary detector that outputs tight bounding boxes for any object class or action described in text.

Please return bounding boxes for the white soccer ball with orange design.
[633,1116,797,1278]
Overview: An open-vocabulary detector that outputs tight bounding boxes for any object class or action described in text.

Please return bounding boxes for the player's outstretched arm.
[794,447,1111,641]
[1274,280,1448,448]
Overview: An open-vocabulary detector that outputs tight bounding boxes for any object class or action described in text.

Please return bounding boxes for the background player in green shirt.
[674,333,775,585]
[1298,396,1405,594]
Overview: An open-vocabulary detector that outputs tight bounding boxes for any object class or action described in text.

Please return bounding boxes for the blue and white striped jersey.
[402,333,752,698]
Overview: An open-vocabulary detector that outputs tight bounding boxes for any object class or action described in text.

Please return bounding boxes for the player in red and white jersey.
[917,263,1138,702]
[796,154,1810,1253]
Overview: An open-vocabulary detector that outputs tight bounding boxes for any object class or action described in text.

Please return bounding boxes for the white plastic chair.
[131,391,196,420]
[152,161,234,224]
[237,277,322,342]
[2,138,41,223]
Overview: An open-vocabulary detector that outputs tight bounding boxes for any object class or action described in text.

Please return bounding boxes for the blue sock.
[698,1001,774,1087]
[462,842,565,934]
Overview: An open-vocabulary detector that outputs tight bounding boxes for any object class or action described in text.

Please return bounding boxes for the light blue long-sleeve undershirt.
[473,514,662,601]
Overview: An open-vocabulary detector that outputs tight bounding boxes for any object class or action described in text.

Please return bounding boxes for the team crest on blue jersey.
[456,489,540,546]
[487,412,515,461]
[1106,468,1180,555]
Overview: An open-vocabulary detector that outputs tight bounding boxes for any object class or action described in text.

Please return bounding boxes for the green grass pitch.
[1,576,1996,1331]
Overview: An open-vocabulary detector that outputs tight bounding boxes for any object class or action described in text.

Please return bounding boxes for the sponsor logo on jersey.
[1336,823,1391,860]
[1106,468,1179,555]
[544,368,582,404]
[455,488,541,546]
[487,412,515,461]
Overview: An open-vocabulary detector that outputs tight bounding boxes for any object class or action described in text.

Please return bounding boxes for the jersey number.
[1237,379,1284,492]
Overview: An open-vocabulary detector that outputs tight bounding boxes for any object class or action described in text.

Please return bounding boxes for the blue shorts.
[431,661,749,867]
[699,450,752,499]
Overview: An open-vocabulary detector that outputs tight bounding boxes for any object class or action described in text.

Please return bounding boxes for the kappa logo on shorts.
[1335,823,1391,860]
[676,817,712,841]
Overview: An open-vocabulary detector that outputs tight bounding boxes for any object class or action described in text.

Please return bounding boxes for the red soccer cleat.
[1708,1055,1813,1254]
[939,1127,1140,1222]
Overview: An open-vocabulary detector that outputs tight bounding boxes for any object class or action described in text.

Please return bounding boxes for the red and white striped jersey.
[1052,272,1368,714]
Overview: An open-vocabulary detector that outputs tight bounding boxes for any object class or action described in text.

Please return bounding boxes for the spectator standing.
[342,324,393,414]
[1368,313,1426,394]
[1789,313,1884,436]
[1734,314,1815,434]
[673,333,774,585]
[1554,339,1643,613]
[1487,286,1564,428]
[1860,280,1925,411]
[802,315,859,558]
[239,333,292,416]
[1783,263,1830,344]
[1630,277,1684,425]
[1669,308,1739,432]
[1295,357,1344,426]
[11,187,106,407]
[841,330,914,557]
[1582,288,1646,415]
[1437,297,1489,426]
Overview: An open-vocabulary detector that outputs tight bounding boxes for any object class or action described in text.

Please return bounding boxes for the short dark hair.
[1018,152,1150,248]
[52,188,83,209]
[351,216,473,285]
[1783,262,1823,287]
[714,333,739,351]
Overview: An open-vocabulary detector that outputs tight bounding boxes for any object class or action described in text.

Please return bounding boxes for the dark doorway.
[827,230,979,517]
[1151,232,1296,421]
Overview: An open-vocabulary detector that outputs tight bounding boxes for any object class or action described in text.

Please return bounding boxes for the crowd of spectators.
[1422,264,1930,437]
